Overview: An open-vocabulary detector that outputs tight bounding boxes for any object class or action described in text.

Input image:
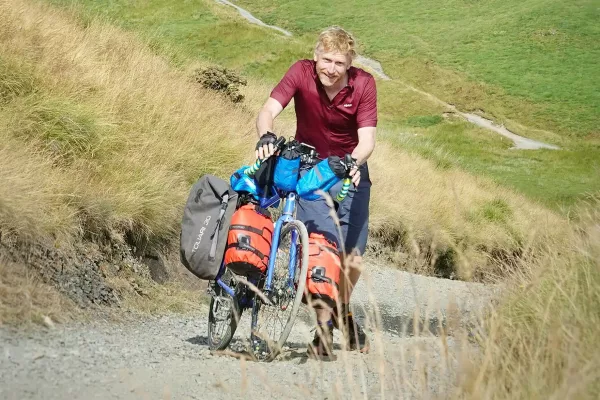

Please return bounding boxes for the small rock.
[42,316,55,329]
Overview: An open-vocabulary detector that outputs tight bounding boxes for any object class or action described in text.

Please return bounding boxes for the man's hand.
[349,165,361,187]
[255,132,277,160]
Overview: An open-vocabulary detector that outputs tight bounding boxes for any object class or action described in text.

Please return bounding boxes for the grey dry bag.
[180,175,238,280]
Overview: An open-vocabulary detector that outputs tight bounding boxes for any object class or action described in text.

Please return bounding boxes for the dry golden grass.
[368,141,569,280]
[0,138,78,242]
[455,201,600,399]
[106,277,208,315]
[0,257,76,326]
[104,255,210,316]
[0,0,253,248]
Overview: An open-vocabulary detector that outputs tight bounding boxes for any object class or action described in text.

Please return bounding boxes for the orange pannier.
[224,204,273,277]
[303,233,342,308]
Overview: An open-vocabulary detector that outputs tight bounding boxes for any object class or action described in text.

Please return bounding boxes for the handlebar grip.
[336,177,352,202]
[335,154,356,202]
[244,136,287,176]
[244,159,262,176]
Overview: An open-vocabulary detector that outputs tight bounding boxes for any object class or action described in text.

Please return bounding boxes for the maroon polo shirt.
[270,60,377,158]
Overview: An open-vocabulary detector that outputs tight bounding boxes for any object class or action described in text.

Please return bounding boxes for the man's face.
[314,49,351,88]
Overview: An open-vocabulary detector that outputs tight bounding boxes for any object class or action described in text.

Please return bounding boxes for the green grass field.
[236,0,599,137]
[49,0,600,211]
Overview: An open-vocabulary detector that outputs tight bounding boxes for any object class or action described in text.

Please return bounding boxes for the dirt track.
[1,263,495,399]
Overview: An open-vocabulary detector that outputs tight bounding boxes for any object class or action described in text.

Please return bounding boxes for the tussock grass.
[457,200,600,399]
[0,139,77,242]
[0,0,251,248]
[105,267,209,316]
[367,141,567,280]
[7,95,106,164]
[0,56,38,102]
[0,258,76,326]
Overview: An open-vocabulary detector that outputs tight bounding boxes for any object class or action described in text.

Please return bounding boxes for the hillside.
[1,0,568,301]
[47,0,600,210]
[1,0,599,398]
[236,0,599,137]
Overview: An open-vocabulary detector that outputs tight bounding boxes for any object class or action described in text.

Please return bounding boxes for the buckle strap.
[209,193,229,261]
[225,242,268,263]
[229,224,265,237]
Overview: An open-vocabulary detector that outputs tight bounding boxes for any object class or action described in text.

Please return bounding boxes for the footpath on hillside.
[214,0,560,151]
[0,263,495,399]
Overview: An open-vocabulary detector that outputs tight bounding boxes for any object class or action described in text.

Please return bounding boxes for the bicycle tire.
[251,220,309,361]
[207,271,242,351]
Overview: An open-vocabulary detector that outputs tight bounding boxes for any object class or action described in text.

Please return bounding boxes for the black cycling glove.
[327,156,347,179]
[327,155,357,179]
[255,131,277,150]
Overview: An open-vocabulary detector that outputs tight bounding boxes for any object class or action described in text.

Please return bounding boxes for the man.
[255,26,377,359]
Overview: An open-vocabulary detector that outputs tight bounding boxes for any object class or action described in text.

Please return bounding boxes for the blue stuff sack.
[230,167,260,199]
[274,156,301,191]
[274,142,303,192]
[296,157,343,201]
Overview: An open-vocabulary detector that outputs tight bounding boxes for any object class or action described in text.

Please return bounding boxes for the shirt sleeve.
[270,61,303,108]
[356,76,378,128]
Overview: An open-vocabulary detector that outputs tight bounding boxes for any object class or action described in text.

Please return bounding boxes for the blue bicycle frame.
[213,191,300,307]
[212,141,351,308]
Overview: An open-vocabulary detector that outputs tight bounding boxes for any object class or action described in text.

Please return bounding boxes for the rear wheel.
[207,270,242,351]
[250,220,309,361]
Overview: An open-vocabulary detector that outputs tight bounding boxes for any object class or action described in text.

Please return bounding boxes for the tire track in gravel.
[0,264,496,399]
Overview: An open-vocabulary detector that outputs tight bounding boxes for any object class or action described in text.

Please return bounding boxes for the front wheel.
[251,220,309,361]
[207,270,242,351]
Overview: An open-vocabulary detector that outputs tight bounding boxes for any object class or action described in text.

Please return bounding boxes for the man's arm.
[351,127,376,166]
[256,97,284,138]
[350,74,377,185]
[348,126,376,186]
[256,60,302,140]
[353,74,377,164]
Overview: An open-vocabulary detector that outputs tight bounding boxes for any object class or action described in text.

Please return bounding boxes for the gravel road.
[1,264,496,399]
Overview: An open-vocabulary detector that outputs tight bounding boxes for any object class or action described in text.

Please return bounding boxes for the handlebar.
[242,136,357,203]
[336,154,356,202]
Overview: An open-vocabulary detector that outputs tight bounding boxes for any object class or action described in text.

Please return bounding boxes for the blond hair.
[315,26,357,59]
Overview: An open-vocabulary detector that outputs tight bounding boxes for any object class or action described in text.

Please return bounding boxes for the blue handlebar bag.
[296,158,342,201]
[273,143,303,192]
[274,156,301,191]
